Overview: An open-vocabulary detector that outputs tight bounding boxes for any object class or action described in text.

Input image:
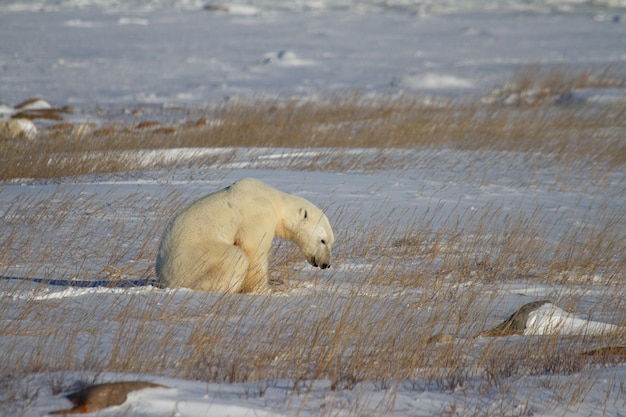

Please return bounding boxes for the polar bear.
[156,178,334,293]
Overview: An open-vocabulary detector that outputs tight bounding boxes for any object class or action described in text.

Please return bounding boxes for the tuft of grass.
[483,64,626,106]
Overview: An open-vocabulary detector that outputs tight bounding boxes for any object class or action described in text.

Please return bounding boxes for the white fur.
[156,178,334,293]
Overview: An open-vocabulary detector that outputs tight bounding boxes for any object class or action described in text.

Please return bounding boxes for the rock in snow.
[50,381,167,415]
[0,118,37,139]
[481,300,621,337]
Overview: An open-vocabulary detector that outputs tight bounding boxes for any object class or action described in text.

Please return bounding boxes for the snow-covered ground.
[2,150,625,416]
[2,0,626,120]
[1,1,626,416]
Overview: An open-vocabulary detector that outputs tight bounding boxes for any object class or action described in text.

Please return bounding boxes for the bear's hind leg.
[181,243,249,293]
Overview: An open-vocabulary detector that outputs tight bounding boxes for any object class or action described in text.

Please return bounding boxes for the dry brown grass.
[485,64,626,106]
[1,65,625,180]
[3,96,625,178]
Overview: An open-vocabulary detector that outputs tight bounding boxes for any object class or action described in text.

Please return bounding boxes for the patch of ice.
[118,17,150,26]
[225,5,261,15]
[63,19,101,28]
[392,73,474,90]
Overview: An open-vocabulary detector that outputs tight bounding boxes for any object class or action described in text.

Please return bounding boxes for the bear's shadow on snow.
[0,275,299,296]
[0,275,157,288]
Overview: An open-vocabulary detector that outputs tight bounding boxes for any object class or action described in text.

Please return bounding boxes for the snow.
[2,150,625,416]
[2,1,626,115]
[1,0,626,416]
[24,368,626,416]
[525,303,621,336]
[392,73,475,90]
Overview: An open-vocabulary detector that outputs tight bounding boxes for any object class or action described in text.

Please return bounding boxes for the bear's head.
[284,199,334,270]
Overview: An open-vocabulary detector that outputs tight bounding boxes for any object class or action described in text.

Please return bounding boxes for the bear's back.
[166,179,278,243]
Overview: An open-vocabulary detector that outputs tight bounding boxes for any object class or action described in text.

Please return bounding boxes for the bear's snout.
[310,256,330,269]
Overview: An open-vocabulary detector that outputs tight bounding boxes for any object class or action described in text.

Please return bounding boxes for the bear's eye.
[303,209,308,219]
[321,239,326,244]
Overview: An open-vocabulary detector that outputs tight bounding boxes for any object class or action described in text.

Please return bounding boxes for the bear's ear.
[300,208,308,219]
